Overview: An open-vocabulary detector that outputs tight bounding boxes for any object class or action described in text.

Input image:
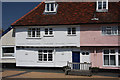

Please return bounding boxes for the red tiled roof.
[11,2,120,26]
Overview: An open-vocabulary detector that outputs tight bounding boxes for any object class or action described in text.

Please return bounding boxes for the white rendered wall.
[15,25,80,47]
[16,48,74,67]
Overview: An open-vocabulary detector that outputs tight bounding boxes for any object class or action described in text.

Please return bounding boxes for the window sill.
[96,9,108,12]
[26,37,41,39]
[67,34,76,36]
[103,65,120,67]
[1,57,15,59]
[37,61,53,63]
[43,35,54,37]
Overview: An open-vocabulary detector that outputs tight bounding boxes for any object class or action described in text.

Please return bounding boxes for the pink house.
[11,1,120,69]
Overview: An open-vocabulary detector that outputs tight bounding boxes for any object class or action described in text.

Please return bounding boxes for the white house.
[10,1,120,69]
[0,27,16,64]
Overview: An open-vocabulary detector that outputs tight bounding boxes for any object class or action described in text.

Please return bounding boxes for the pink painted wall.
[80,24,119,46]
[81,47,120,69]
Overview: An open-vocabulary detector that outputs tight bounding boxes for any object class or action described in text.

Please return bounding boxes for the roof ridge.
[11,2,44,26]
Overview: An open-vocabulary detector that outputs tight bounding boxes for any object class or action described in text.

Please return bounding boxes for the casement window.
[28,28,40,38]
[103,49,120,66]
[45,28,53,36]
[2,47,15,58]
[67,28,76,35]
[38,50,53,61]
[96,0,108,12]
[102,26,118,35]
[45,1,58,13]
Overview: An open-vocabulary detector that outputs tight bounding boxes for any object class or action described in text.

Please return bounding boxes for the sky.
[2,2,40,30]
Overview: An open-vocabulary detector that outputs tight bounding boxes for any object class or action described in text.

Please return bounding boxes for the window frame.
[67,27,76,36]
[1,46,15,58]
[96,0,108,12]
[44,1,58,13]
[27,27,41,38]
[102,26,118,35]
[38,49,54,62]
[44,28,54,37]
[103,49,120,67]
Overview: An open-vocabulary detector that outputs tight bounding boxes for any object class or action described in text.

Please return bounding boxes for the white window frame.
[27,27,41,38]
[38,49,54,62]
[45,1,58,13]
[102,26,118,35]
[103,49,120,67]
[96,0,108,12]
[44,28,54,37]
[1,46,15,59]
[67,27,76,36]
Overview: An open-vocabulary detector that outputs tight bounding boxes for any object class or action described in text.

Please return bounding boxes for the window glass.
[110,49,115,54]
[104,55,109,65]
[28,28,40,38]
[32,28,35,37]
[103,50,109,54]
[38,50,53,62]
[118,55,120,66]
[2,47,14,57]
[103,1,106,9]
[98,2,102,9]
[47,3,49,11]
[45,28,48,35]
[110,55,116,65]
[72,28,76,34]
[67,28,76,35]
[68,28,71,34]
[51,3,54,11]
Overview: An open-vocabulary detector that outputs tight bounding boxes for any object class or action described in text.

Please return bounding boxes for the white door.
[80,51,90,63]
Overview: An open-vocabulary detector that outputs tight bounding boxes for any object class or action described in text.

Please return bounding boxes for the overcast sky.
[2,2,40,30]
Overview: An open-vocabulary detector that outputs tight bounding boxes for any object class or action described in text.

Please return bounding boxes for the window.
[28,28,40,38]
[45,1,58,13]
[2,47,14,58]
[96,0,108,12]
[67,28,76,35]
[102,26,118,35]
[38,50,53,61]
[45,28,53,36]
[119,50,120,66]
[81,51,89,55]
[103,49,120,66]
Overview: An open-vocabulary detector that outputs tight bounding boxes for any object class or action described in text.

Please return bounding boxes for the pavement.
[0,68,120,79]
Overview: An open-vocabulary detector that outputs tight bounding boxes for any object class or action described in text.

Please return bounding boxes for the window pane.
[45,28,48,35]
[104,55,109,65]
[103,1,106,9]
[48,50,53,53]
[48,54,52,61]
[82,52,85,55]
[118,55,120,66]
[44,50,47,53]
[44,54,47,61]
[38,54,42,61]
[36,28,40,37]
[68,28,71,34]
[72,28,76,34]
[47,4,49,11]
[51,3,54,11]
[38,50,42,53]
[49,28,53,35]
[3,47,14,53]
[103,50,109,54]
[110,49,115,54]
[32,28,35,37]
[118,50,120,54]
[86,52,89,55]
[118,26,120,35]
[110,55,116,65]
[28,28,31,37]
[98,2,102,9]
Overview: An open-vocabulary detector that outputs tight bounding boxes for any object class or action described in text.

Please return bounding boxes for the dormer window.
[96,0,108,12]
[44,1,58,13]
